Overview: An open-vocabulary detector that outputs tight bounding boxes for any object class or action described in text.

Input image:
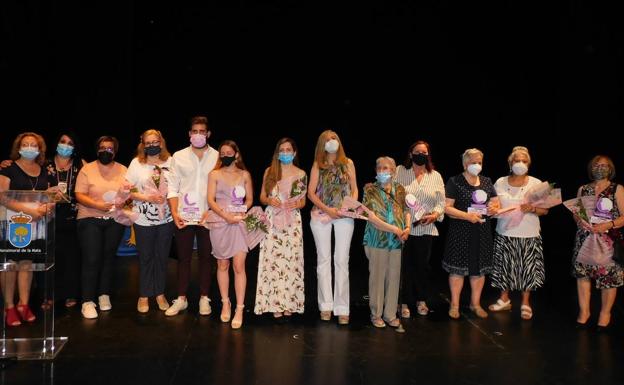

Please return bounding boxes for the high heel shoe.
[5,307,21,327]
[220,298,231,323]
[16,303,36,322]
[231,304,245,329]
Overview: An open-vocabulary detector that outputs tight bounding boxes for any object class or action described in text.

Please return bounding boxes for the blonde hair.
[136,129,171,163]
[507,146,531,167]
[10,132,47,165]
[314,129,348,169]
[461,148,483,167]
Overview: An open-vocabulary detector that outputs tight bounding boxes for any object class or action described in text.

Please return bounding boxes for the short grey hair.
[461,148,484,166]
[376,156,397,173]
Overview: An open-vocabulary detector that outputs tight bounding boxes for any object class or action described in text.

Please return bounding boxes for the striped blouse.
[394,165,446,236]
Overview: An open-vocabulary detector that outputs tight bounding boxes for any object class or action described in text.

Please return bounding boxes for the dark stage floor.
[2,253,624,385]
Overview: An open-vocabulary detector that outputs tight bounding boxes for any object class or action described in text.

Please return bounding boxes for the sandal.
[416,301,429,316]
[371,316,386,328]
[5,307,21,327]
[320,311,332,321]
[488,298,512,312]
[17,303,36,322]
[386,318,400,328]
[40,299,53,311]
[448,306,460,319]
[65,298,78,308]
[221,298,231,323]
[520,305,533,320]
[401,304,411,319]
[231,305,245,329]
[469,306,488,319]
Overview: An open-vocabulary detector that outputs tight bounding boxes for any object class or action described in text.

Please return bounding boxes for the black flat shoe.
[596,324,611,333]
[575,321,590,330]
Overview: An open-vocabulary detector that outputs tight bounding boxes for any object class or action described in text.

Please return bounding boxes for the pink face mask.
[190,133,207,148]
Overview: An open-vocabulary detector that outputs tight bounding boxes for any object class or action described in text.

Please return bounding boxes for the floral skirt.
[572,262,624,289]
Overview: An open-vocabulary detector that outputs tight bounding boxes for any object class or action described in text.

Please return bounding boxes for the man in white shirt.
[165,116,219,316]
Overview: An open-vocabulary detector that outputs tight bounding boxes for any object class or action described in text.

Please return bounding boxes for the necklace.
[56,161,73,195]
[17,159,40,190]
[28,174,39,191]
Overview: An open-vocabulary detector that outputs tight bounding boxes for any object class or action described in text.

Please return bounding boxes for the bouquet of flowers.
[203,206,268,250]
[563,195,595,228]
[564,195,616,265]
[111,181,139,226]
[337,196,369,220]
[289,175,306,198]
[243,206,269,249]
[143,165,169,220]
[497,181,562,229]
[271,175,307,230]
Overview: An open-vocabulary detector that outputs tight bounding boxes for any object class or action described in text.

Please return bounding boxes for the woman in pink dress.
[206,140,253,329]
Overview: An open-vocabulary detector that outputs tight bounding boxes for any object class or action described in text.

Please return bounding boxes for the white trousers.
[310,217,354,316]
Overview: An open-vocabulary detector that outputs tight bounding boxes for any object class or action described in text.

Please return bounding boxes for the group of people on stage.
[1,116,623,332]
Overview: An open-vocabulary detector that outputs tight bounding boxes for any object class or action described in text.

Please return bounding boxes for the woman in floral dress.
[572,155,624,331]
[254,138,307,319]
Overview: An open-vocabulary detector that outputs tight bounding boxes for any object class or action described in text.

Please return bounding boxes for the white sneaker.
[81,302,98,319]
[165,297,188,316]
[98,295,112,311]
[199,296,212,316]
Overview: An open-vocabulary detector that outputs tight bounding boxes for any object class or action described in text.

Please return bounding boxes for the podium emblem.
[8,212,33,248]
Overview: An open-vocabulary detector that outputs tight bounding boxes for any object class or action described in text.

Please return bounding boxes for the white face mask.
[511,162,528,176]
[466,163,482,176]
[324,139,339,154]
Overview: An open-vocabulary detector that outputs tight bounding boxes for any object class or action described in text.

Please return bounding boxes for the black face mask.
[411,153,428,166]
[220,155,236,167]
[97,151,114,165]
[144,146,162,157]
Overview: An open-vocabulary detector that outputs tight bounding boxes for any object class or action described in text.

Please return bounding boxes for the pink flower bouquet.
[272,175,307,230]
[497,181,562,229]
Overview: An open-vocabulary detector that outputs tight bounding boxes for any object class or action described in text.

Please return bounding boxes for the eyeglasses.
[144,141,161,147]
[99,147,114,153]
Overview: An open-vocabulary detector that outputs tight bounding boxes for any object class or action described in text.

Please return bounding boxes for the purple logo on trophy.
[594,197,613,219]
[231,186,246,205]
[472,190,488,205]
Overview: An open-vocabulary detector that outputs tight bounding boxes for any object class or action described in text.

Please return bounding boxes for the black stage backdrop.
[1,1,623,302]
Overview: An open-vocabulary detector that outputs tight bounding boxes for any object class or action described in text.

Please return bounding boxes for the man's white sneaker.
[165,298,188,316]
[98,295,112,311]
[199,296,212,316]
[81,302,98,319]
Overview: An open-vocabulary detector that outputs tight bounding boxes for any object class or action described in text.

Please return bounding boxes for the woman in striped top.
[394,141,445,317]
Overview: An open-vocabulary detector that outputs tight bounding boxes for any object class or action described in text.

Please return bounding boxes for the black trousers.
[55,217,81,300]
[402,234,433,305]
[77,218,124,302]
